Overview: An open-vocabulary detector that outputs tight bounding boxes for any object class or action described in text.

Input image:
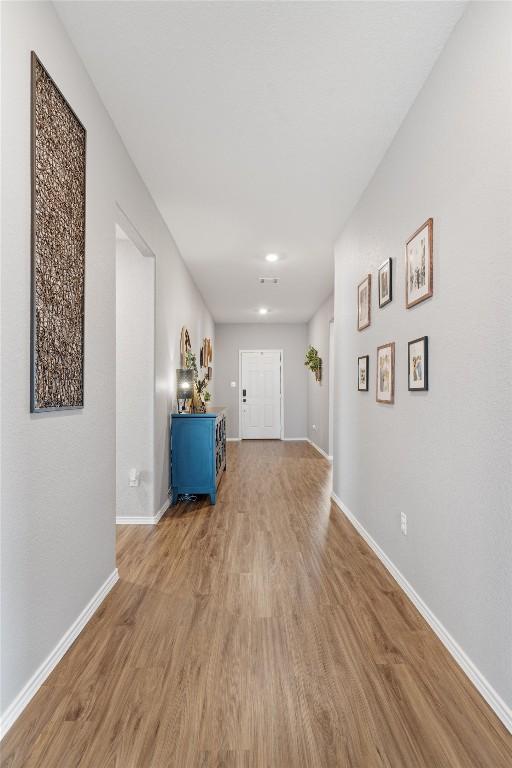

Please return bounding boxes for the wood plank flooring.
[2,440,511,766]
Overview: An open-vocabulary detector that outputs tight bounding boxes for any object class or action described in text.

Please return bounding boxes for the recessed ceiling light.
[258,307,269,315]
[265,253,279,263]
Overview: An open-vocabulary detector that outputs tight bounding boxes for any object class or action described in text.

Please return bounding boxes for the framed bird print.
[376,342,395,404]
[408,336,428,391]
[378,258,392,307]
[405,218,433,308]
[358,355,369,391]
[357,274,371,331]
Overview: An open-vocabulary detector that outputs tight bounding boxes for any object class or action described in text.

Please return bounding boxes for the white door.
[240,350,282,439]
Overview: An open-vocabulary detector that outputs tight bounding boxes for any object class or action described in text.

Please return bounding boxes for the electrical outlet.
[400,512,407,536]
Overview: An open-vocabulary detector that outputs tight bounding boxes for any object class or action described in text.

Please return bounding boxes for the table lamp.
[176,368,194,413]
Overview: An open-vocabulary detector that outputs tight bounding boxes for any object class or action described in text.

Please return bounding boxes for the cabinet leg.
[171,490,178,506]
[209,492,216,505]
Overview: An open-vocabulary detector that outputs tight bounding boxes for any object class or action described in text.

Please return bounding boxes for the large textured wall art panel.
[31,52,86,411]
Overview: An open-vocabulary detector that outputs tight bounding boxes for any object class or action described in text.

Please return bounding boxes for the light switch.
[230,381,237,388]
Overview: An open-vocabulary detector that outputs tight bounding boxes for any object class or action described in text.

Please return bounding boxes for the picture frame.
[31,52,86,412]
[405,218,433,309]
[376,342,395,404]
[358,355,369,391]
[180,326,191,367]
[408,336,428,391]
[357,274,371,331]
[378,258,392,307]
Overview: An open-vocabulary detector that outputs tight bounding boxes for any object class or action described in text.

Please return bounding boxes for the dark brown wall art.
[200,337,213,369]
[31,52,86,411]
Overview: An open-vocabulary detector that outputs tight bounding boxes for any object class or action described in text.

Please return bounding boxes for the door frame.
[115,204,157,521]
[238,349,284,440]
[328,319,334,460]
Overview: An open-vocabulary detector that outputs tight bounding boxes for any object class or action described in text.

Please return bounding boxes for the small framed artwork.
[408,336,428,391]
[358,355,369,391]
[376,342,395,404]
[378,258,392,307]
[357,274,371,331]
[405,218,433,308]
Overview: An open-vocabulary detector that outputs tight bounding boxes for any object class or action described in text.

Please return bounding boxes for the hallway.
[2,441,511,767]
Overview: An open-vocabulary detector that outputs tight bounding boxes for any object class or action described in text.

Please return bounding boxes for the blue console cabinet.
[170,408,226,505]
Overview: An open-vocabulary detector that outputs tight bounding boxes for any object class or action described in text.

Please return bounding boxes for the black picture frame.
[378,257,392,307]
[358,355,369,391]
[408,336,428,391]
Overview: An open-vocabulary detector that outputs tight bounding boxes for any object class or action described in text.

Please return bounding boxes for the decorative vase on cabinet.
[170,408,226,505]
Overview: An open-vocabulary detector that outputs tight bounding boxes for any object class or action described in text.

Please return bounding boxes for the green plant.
[186,350,211,408]
[196,376,208,396]
[185,350,198,381]
[304,345,322,382]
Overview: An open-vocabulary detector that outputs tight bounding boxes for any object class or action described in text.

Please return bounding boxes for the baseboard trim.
[154,499,169,523]
[307,439,333,461]
[0,568,119,739]
[116,499,169,525]
[231,437,310,443]
[330,492,512,734]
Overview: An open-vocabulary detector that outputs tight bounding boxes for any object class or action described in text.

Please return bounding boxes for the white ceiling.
[55,1,465,323]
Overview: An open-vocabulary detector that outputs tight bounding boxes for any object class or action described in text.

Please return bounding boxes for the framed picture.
[376,342,395,404]
[378,258,392,307]
[31,52,86,411]
[408,336,428,391]
[358,355,369,391]
[180,326,192,367]
[357,274,371,331]
[405,218,433,308]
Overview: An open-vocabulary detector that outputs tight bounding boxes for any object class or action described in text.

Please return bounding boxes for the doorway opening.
[115,218,155,521]
[328,320,334,459]
[239,350,283,440]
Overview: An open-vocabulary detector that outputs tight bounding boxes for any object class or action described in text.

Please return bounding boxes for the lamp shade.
[176,368,194,396]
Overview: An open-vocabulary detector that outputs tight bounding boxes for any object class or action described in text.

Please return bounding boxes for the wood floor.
[2,440,511,767]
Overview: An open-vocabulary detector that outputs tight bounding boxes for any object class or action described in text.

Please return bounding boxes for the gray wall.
[333,2,512,712]
[307,295,334,455]
[214,324,308,439]
[116,238,154,518]
[1,0,213,723]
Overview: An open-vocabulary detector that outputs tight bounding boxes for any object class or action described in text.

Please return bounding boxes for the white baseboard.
[0,568,119,739]
[231,437,311,443]
[307,438,333,461]
[330,492,512,734]
[116,498,169,525]
[154,499,169,523]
